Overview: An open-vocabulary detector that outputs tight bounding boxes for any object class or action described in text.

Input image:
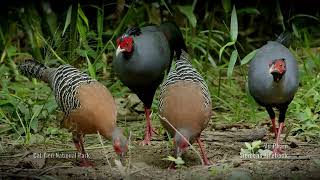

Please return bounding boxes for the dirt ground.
[0,118,319,180]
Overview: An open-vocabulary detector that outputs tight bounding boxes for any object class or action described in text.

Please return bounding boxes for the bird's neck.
[159,22,187,56]
[271,72,285,83]
[111,127,123,141]
[123,51,134,59]
[175,128,193,143]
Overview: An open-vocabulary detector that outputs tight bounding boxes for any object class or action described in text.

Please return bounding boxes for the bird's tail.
[276,31,291,47]
[159,21,187,59]
[18,59,49,82]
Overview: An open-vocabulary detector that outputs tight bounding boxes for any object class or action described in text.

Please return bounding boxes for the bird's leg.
[272,106,287,155]
[273,122,285,155]
[271,118,278,137]
[73,134,93,167]
[168,162,176,170]
[140,107,154,145]
[196,137,210,166]
[266,107,277,137]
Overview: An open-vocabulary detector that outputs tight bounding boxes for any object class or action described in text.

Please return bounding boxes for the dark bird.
[158,50,212,165]
[19,59,128,166]
[113,22,186,145]
[248,33,299,154]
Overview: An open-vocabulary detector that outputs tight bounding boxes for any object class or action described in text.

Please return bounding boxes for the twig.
[118,115,145,122]
[0,151,31,158]
[0,163,16,166]
[0,172,42,179]
[129,167,148,175]
[45,145,113,153]
[127,131,132,168]
[38,165,73,176]
[157,114,204,165]
[97,131,112,169]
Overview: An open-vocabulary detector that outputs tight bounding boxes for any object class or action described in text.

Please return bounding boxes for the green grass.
[0,1,320,148]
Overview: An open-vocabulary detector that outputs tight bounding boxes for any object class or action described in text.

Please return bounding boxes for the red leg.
[272,122,284,155]
[196,137,210,166]
[140,107,154,145]
[271,118,278,137]
[168,162,176,170]
[73,134,93,167]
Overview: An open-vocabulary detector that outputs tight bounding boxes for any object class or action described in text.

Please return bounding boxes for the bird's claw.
[272,146,284,156]
[140,132,152,145]
[168,162,176,170]
[203,158,211,166]
[139,124,154,145]
[140,138,151,146]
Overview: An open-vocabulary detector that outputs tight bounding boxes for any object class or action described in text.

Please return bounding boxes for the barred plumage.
[19,60,95,114]
[48,65,95,114]
[159,50,211,111]
[18,60,48,82]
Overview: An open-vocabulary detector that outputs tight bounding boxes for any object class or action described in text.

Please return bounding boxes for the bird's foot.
[79,160,94,167]
[146,123,155,136]
[202,157,211,166]
[140,139,151,146]
[139,132,152,146]
[272,146,284,156]
[139,124,154,145]
[196,137,211,166]
[168,162,176,170]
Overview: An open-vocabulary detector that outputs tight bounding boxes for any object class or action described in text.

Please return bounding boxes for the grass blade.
[161,0,173,16]
[85,52,96,80]
[78,5,89,28]
[230,5,238,42]
[219,41,235,62]
[238,8,260,15]
[221,0,231,13]
[241,49,257,65]
[227,50,238,79]
[177,5,197,28]
[62,5,72,36]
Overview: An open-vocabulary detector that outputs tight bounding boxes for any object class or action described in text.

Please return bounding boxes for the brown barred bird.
[158,50,212,166]
[18,59,128,167]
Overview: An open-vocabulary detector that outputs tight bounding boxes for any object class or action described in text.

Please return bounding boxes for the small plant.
[240,140,273,158]
[210,163,232,176]
[163,156,185,168]
[240,140,262,154]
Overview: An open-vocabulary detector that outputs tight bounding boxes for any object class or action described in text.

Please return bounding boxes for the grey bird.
[248,33,299,155]
[113,22,186,145]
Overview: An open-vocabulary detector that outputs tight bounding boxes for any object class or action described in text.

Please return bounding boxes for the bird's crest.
[126,26,141,36]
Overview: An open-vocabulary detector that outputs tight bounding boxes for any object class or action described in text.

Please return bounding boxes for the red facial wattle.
[113,139,122,154]
[116,35,134,53]
[270,59,286,74]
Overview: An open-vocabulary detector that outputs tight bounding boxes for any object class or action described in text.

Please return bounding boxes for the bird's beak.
[270,69,281,75]
[269,64,280,74]
[119,152,125,164]
[116,46,125,56]
[270,67,282,82]
[269,64,275,74]
[175,147,183,158]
